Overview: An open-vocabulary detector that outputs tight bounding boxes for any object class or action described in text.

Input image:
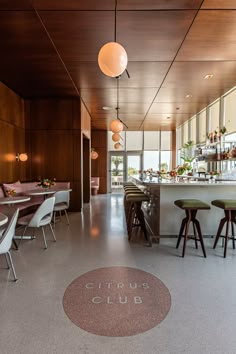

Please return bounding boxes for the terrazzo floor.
[1,193,236,354]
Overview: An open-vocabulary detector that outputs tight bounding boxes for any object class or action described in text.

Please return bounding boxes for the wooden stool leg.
[176,216,187,249]
[182,211,191,258]
[224,220,229,258]
[213,217,226,249]
[231,221,235,249]
[194,219,207,258]
[193,222,198,249]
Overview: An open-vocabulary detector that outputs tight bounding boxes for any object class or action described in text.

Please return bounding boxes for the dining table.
[25,188,72,199]
[0,212,8,227]
[0,196,31,248]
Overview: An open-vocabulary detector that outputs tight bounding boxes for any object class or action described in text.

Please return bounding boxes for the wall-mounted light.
[16,153,28,162]
[91,149,99,160]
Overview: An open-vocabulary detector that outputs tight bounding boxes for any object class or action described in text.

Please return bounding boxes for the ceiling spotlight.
[102,106,113,111]
[204,74,214,79]
[185,94,192,98]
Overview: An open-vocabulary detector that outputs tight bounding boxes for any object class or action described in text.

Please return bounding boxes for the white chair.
[53,191,70,226]
[0,209,19,281]
[17,197,56,249]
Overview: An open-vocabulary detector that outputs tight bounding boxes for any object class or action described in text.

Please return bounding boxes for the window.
[198,109,206,143]
[209,100,220,133]
[143,151,159,171]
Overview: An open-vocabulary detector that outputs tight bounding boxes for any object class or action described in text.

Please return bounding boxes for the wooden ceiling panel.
[177,10,236,61]
[162,62,236,93]
[1,4,236,131]
[117,11,197,61]
[201,0,236,9]
[68,62,170,91]
[32,0,115,10]
[81,88,157,105]
[69,62,170,90]
[148,102,205,115]
[154,87,224,105]
[118,0,203,10]
[144,113,192,129]
[0,11,77,97]
[0,0,32,10]
[39,11,114,62]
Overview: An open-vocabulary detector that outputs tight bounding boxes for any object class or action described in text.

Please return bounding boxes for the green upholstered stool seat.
[174,199,210,257]
[175,199,210,210]
[211,199,236,257]
[126,193,149,202]
[124,187,140,192]
[123,182,135,187]
[211,199,236,210]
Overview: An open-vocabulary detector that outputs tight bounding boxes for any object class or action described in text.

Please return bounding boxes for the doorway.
[108,152,142,193]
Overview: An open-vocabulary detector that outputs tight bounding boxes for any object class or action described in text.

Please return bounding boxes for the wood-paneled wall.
[0,82,27,183]
[26,98,90,211]
[91,130,107,194]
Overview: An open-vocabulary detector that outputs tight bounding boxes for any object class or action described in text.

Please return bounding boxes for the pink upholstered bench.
[0,181,70,216]
[91,177,99,195]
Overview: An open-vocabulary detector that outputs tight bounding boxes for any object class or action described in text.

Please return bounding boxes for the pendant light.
[114,142,122,150]
[112,133,121,142]
[98,0,128,77]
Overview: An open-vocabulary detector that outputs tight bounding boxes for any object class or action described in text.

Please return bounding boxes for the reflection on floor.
[1,194,236,353]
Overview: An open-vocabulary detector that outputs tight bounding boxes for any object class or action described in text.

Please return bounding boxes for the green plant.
[180,140,195,163]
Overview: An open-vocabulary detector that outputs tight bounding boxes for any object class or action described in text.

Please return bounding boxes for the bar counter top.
[132,175,236,187]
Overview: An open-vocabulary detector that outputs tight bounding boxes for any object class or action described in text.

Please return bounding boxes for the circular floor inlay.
[63,266,171,337]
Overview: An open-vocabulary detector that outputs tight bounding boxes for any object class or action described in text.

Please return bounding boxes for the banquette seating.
[0,180,70,217]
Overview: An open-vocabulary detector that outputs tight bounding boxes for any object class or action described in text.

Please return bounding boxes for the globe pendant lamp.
[110,119,123,133]
[98,42,128,78]
[114,142,122,150]
[98,0,128,78]
[112,133,121,142]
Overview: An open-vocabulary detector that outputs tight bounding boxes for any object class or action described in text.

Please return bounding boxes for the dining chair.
[17,196,56,249]
[53,191,70,226]
[0,209,19,281]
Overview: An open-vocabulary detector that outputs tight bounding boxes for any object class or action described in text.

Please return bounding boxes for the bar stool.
[174,199,210,257]
[211,199,236,258]
[125,192,151,246]
[124,188,144,224]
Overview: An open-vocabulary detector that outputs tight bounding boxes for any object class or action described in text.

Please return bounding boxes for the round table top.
[0,213,8,226]
[0,196,31,205]
[25,188,72,196]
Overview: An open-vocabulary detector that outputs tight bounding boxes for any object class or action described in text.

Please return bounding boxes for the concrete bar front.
[132,176,236,239]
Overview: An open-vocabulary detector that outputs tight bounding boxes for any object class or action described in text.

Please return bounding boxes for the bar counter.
[131,176,236,240]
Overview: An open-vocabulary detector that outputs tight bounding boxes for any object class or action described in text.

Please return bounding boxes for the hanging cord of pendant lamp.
[116,77,128,129]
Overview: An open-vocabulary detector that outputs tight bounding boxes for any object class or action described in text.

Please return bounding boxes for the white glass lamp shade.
[91,150,99,160]
[110,119,123,133]
[112,133,121,142]
[98,42,128,77]
[114,142,122,150]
